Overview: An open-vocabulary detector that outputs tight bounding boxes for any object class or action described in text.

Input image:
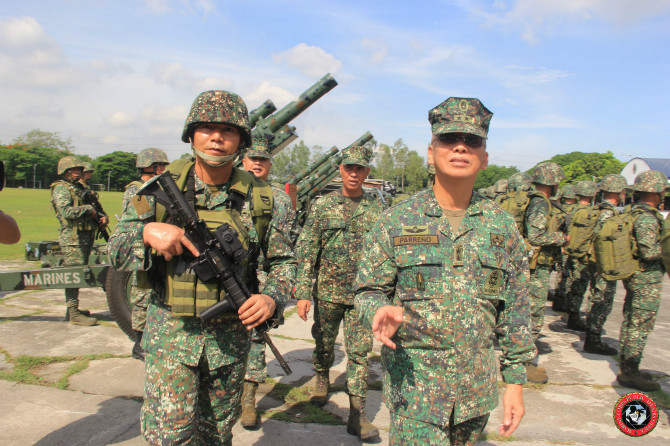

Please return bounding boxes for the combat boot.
[347,396,379,440]
[583,331,617,356]
[68,308,97,326]
[65,308,91,320]
[567,312,587,331]
[617,358,660,392]
[132,331,145,361]
[310,371,330,406]
[240,381,259,429]
[525,362,548,384]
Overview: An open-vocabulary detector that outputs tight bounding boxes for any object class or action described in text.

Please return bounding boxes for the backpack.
[593,209,640,281]
[497,190,531,235]
[565,205,600,261]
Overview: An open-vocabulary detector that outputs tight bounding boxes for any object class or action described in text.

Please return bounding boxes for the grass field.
[0,188,125,260]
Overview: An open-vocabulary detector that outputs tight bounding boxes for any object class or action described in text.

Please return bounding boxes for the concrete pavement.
[1,261,669,445]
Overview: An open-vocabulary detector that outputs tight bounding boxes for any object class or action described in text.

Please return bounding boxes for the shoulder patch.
[490,233,504,247]
[131,195,151,216]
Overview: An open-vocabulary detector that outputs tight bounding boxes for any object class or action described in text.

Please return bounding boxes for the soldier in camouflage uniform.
[120,147,170,361]
[524,162,567,384]
[354,97,535,444]
[51,155,108,326]
[81,162,94,187]
[239,136,298,429]
[294,145,385,440]
[617,170,668,391]
[563,180,599,331]
[107,90,295,445]
[581,174,627,356]
[508,172,532,192]
[552,183,578,312]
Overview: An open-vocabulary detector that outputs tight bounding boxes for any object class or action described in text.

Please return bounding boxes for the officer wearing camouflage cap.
[117,147,170,362]
[50,155,107,326]
[295,143,385,440]
[523,162,567,384]
[107,90,295,444]
[354,97,534,443]
[580,174,628,357]
[239,136,298,430]
[617,169,668,391]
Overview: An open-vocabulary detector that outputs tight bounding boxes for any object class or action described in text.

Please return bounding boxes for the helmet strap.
[191,144,238,168]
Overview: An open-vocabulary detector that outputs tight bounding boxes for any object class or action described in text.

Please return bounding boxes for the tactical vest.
[527,192,561,269]
[593,207,643,281]
[565,204,600,262]
[497,190,531,235]
[50,179,96,232]
[154,158,273,317]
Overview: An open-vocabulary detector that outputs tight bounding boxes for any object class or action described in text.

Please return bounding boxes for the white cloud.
[361,38,388,63]
[273,43,342,77]
[246,81,295,106]
[106,111,133,127]
[141,0,216,14]
[146,62,232,93]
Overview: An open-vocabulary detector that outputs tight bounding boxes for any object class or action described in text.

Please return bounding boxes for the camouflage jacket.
[50,180,97,238]
[631,203,664,276]
[107,168,296,369]
[294,188,385,305]
[525,192,567,268]
[594,201,617,233]
[353,188,535,425]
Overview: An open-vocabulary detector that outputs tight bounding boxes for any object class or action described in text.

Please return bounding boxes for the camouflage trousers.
[130,272,152,331]
[585,273,617,333]
[566,259,596,314]
[244,330,267,384]
[142,353,246,445]
[529,265,552,340]
[554,253,569,301]
[312,299,373,397]
[389,411,489,445]
[620,270,663,362]
[59,229,94,309]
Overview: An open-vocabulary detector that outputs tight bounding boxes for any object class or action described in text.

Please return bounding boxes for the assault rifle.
[137,172,292,375]
[74,182,109,241]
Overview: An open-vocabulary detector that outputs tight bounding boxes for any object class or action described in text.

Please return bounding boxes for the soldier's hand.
[99,215,109,229]
[499,383,524,437]
[297,299,311,321]
[239,294,276,329]
[142,222,200,261]
[371,305,404,349]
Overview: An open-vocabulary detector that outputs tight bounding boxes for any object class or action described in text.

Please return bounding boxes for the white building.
[621,158,670,186]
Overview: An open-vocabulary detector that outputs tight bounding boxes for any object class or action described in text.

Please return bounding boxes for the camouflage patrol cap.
[494,178,509,194]
[428,97,493,138]
[599,174,627,193]
[531,162,565,186]
[136,147,169,168]
[341,145,373,167]
[561,184,577,199]
[244,136,272,160]
[575,180,598,197]
[508,172,532,191]
[634,169,669,193]
[82,162,94,173]
[181,90,252,148]
[57,155,85,175]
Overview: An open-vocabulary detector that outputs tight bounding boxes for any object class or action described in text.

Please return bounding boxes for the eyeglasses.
[436,133,484,148]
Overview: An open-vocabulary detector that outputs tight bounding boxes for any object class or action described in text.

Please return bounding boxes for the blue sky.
[1,0,669,170]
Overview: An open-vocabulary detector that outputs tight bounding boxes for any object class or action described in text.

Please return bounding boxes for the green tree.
[392,139,409,190]
[269,141,312,182]
[549,151,624,184]
[12,129,76,152]
[93,151,137,191]
[403,150,429,193]
[0,144,70,188]
[474,165,519,190]
[373,144,394,182]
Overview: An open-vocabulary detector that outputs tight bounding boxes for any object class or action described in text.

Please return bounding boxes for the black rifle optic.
[137,172,292,375]
[74,183,109,241]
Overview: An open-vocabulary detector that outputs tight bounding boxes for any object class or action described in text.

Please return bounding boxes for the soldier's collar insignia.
[490,233,504,248]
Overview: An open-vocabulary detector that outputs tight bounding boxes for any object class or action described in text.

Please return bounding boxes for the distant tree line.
[1,129,626,193]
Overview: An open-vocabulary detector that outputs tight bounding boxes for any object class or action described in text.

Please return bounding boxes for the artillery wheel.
[105,268,136,340]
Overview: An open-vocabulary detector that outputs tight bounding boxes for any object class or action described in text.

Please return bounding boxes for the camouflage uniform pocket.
[395,259,444,301]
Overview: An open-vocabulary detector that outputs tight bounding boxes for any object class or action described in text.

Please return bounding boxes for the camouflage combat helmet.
[57,155,85,175]
[599,174,627,193]
[82,162,94,173]
[181,90,251,148]
[136,147,169,168]
[561,184,577,199]
[575,180,598,197]
[494,178,509,194]
[508,172,532,191]
[531,162,565,186]
[633,169,669,193]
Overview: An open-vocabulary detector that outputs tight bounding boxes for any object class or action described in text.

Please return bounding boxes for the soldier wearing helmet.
[523,162,568,384]
[80,162,94,186]
[107,90,295,444]
[577,173,628,357]
[508,172,532,192]
[617,170,668,392]
[50,155,106,326]
[118,147,170,362]
[552,183,578,313]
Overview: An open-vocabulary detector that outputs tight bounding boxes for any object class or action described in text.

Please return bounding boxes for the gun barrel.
[269,125,299,155]
[249,100,277,128]
[290,146,339,184]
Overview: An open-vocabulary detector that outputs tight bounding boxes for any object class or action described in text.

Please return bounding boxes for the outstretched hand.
[371,305,404,349]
